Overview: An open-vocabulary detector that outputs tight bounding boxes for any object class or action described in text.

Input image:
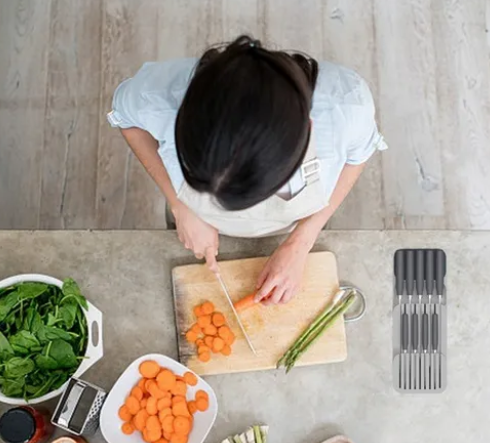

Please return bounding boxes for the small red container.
[0,406,54,443]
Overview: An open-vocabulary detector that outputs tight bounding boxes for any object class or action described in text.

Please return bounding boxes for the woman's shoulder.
[313,61,373,108]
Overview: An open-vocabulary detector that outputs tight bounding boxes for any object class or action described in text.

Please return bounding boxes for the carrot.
[149,382,167,399]
[131,386,144,401]
[201,301,215,315]
[172,401,190,418]
[141,398,148,408]
[125,396,141,415]
[218,325,231,340]
[133,409,149,431]
[197,315,211,328]
[197,345,210,354]
[187,400,197,414]
[147,429,163,443]
[155,440,169,443]
[146,415,161,431]
[157,397,172,410]
[157,370,176,391]
[122,422,135,435]
[233,293,256,311]
[212,312,226,327]
[140,360,161,378]
[195,390,208,401]
[198,351,210,362]
[145,379,156,392]
[171,381,187,396]
[220,344,232,356]
[203,324,217,336]
[204,336,214,348]
[146,396,158,415]
[191,324,201,334]
[118,405,132,421]
[159,407,172,422]
[185,330,198,343]
[162,415,175,433]
[193,305,203,317]
[143,428,152,443]
[164,431,172,441]
[183,372,198,386]
[138,377,148,394]
[196,397,209,412]
[171,435,189,443]
[172,395,185,405]
[212,337,225,352]
[195,339,204,347]
[174,416,191,435]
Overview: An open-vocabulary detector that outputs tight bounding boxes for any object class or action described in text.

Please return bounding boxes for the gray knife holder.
[392,249,447,393]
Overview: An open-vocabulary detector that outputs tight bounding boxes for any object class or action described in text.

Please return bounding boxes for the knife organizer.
[392,249,447,393]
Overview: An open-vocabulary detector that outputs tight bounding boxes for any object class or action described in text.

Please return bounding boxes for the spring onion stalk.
[277,289,357,371]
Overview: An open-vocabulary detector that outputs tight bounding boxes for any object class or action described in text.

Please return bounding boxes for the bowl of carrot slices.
[100,354,218,443]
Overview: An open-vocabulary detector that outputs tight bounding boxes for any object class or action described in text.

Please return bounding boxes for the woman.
[107,36,387,305]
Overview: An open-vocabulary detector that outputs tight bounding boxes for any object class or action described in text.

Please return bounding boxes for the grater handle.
[395,250,405,296]
[405,250,415,296]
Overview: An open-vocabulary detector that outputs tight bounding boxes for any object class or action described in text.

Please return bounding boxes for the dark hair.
[175,35,318,210]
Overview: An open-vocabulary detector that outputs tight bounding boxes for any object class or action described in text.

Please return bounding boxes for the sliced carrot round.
[221,344,232,356]
[131,386,144,401]
[146,396,158,415]
[212,337,225,352]
[196,397,209,412]
[195,390,208,401]
[203,324,217,336]
[171,381,187,396]
[191,323,201,334]
[138,377,148,394]
[195,338,204,347]
[159,407,172,422]
[122,422,135,435]
[140,360,161,378]
[188,400,197,414]
[174,416,191,435]
[172,401,190,418]
[212,312,226,327]
[155,439,169,443]
[157,397,172,410]
[118,405,132,421]
[164,431,172,441]
[183,371,198,386]
[125,395,141,415]
[141,398,148,408]
[204,336,214,348]
[146,415,161,431]
[171,434,189,443]
[149,382,168,399]
[143,428,152,443]
[147,428,163,443]
[133,409,149,431]
[162,415,174,433]
[198,351,210,362]
[185,330,198,343]
[193,305,203,317]
[172,395,186,405]
[157,369,177,391]
[197,315,212,328]
[197,345,210,354]
[201,301,215,315]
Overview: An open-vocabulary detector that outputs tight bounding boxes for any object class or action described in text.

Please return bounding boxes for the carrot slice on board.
[191,324,201,334]
[197,345,210,354]
[198,351,210,362]
[197,315,212,328]
[183,372,198,386]
[125,396,141,415]
[185,330,198,343]
[118,405,132,422]
[122,422,135,435]
[195,339,204,347]
[212,337,225,352]
[212,312,226,327]
[139,360,161,378]
[203,324,217,336]
[193,305,203,317]
[201,301,215,315]
[220,344,232,356]
[204,336,214,348]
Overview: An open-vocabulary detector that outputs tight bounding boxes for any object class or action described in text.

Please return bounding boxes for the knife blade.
[216,273,257,355]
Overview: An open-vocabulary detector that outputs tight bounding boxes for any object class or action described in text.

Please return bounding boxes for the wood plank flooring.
[0,0,489,230]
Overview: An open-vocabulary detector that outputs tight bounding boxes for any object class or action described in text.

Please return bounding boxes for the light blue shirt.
[107,59,387,199]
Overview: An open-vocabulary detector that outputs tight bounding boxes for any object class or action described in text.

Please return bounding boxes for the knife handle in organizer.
[435,249,446,296]
[425,250,435,295]
[422,311,429,352]
[401,310,409,351]
[415,250,425,295]
[394,250,405,296]
[411,311,419,351]
[432,310,438,351]
[405,249,415,296]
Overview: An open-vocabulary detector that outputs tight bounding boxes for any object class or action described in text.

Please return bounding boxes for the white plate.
[0,273,104,405]
[100,354,218,443]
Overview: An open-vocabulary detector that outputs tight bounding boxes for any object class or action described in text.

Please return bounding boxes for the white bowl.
[0,274,104,405]
[100,354,218,443]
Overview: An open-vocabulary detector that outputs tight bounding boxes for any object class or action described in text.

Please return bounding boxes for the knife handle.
[425,250,435,295]
[405,249,415,296]
[422,311,429,351]
[435,249,446,296]
[395,250,405,296]
[415,249,425,295]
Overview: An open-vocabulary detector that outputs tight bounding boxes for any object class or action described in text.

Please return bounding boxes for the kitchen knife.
[216,273,257,355]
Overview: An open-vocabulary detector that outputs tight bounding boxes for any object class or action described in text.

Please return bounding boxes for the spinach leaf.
[35,354,59,370]
[4,357,35,378]
[0,377,25,397]
[48,339,78,368]
[0,331,14,360]
[23,307,43,334]
[0,292,19,322]
[9,331,40,354]
[36,326,73,343]
[61,279,88,310]
[16,283,48,300]
[59,304,77,329]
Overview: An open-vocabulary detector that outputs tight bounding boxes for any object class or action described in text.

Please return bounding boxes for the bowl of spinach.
[0,274,103,404]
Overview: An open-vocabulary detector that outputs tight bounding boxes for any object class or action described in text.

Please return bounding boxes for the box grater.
[52,377,106,435]
[392,249,447,393]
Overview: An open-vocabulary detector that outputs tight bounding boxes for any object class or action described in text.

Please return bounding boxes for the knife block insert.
[392,249,447,393]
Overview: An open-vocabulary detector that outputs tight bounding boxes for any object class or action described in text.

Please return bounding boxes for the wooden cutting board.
[172,251,347,375]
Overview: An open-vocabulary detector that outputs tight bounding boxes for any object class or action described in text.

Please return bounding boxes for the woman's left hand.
[255,236,312,305]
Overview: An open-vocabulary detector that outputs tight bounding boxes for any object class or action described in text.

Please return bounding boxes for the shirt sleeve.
[345,76,388,165]
[107,77,147,129]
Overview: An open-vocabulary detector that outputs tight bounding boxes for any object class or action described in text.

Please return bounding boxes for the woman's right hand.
[172,200,219,273]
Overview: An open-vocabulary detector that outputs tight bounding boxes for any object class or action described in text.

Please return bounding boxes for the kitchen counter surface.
[0,230,489,443]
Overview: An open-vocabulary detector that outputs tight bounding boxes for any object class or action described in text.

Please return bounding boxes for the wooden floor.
[1,0,489,230]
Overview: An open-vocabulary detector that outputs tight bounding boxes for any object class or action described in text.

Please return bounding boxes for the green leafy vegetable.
[0,279,89,400]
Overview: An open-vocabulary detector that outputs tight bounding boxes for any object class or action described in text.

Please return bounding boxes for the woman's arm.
[120,127,219,270]
[255,162,366,304]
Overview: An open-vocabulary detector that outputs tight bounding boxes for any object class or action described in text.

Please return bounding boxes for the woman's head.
[175,35,318,210]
